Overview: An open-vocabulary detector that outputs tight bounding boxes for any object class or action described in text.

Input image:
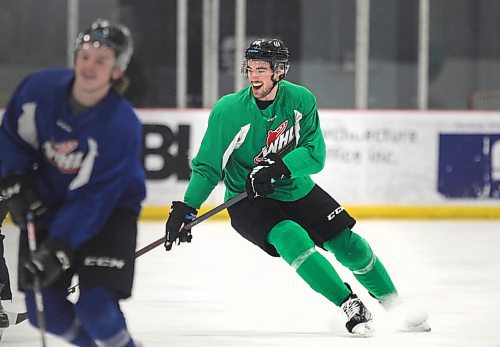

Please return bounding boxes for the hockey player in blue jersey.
[0,19,146,346]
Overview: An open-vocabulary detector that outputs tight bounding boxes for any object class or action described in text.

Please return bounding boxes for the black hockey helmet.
[75,19,134,70]
[242,38,290,80]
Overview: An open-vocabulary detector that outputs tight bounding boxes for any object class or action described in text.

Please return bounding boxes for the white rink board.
[138,109,500,207]
[1,108,498,209]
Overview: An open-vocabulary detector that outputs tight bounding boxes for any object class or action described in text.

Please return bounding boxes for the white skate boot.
[0,301,9,329]
[341,293,374,337]
[0,284,8,329]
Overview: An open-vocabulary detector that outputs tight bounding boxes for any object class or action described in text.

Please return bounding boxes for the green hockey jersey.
[184,80,326,209]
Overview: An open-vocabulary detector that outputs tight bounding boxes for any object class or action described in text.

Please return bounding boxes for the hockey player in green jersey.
[164,38,430,336]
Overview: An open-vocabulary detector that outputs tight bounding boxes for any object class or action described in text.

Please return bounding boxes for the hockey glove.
[164,201,197,251]
[246,153,291,199]
[0,174,46,228]
[24,238,73,288]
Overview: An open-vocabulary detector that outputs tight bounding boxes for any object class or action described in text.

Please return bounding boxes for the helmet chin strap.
[270,71,282,88]
[264,76,279,100]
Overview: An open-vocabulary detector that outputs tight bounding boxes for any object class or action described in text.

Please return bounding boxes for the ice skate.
[403,310,431,332]
[0,284,8,329]
[341,293,374,337]
[0,301,9,329]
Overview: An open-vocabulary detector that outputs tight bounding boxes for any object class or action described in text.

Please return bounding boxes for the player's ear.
[111,67,124,81]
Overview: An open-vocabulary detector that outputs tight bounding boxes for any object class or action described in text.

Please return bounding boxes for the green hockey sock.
[323,227,397,300]
[354,256,398,300]
[267,220,350,306]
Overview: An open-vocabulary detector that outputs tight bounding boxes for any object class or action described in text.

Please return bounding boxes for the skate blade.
[403,310,431,332]
[351,322,375,337]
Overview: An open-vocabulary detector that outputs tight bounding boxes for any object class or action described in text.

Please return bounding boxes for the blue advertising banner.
[438,134,500,199]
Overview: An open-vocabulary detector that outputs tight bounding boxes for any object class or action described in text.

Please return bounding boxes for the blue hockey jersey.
[0,68,146,249]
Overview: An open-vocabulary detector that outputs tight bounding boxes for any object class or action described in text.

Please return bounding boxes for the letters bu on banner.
[138,109,226,205]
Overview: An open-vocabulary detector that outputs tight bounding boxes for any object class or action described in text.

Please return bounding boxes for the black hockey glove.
[164,201,197,251]
[246,153,291,199]
[24,238,73,288]
[0,174,46,228]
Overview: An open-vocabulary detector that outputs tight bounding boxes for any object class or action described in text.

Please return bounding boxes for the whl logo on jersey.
[254,120,295,164]
[43,140,84,174]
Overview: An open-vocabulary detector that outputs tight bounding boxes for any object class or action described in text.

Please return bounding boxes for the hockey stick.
[67,191,248,294]
[136,191,248,256]
[26,212,47,347]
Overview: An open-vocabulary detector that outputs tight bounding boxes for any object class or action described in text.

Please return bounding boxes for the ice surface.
[1,219,500,346]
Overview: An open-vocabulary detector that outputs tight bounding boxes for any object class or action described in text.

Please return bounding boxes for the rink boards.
[137,109,500,220]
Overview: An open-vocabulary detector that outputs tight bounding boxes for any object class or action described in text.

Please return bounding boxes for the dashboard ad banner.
[137,109,500,208]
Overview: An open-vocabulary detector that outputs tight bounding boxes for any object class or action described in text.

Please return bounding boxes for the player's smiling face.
[246,60,280,101]
[73,44,123,99]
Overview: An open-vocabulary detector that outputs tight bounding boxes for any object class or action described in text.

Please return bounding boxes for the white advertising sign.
[138,109,500,211]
